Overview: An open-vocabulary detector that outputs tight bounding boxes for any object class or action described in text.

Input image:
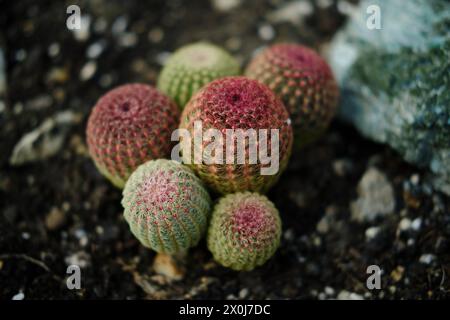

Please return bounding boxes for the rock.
[258,24,275,41]
[351,167,395,222]
[365,226,380,241]
[337,290,364,300]
[419,253,436,265]
[79,61,97,81]
[12,292,25,300]
[332,158,354,177]
[211,0,241,12]
[328,0,450,195]
[267,0,313,25]
[148,28,164,44]
[10,111,82,166]
[390,266,405,283]
[152,253,184,281]
[65,251,90,268]
[45,207,66,230]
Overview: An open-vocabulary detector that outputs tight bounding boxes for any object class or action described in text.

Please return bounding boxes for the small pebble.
[48,43,60,57]
[398,218,412,231]
[148,28,164,43]
[239,288,249,299]
[118,33,138,47]
[258,24,275,41]
[111,16,128,34]
[80,61,97,81]
[86,42,105,59]
[324,286,335,296]
[153,253,184,281]
[365,226,380,240]
[419,254,436,265]
[337,290,364,300]
[12,292,25,300]
[155,52,171,66]
[15,49,27,62]
[411,217,422,231]
[45,207,66,230]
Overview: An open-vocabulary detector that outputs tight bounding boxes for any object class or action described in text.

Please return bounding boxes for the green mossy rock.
[329,0,450,194]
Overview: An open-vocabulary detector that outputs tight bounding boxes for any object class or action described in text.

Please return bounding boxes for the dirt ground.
[0,0,448,299]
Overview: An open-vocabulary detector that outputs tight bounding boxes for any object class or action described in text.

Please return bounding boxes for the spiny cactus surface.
[245,43,339,147]
[207,192,282,271]
[122,159,212,254]
[86,84,180,188]
[179,76,293,195]
[157,42,240,108]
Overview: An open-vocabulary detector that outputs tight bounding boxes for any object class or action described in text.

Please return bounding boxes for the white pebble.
[258,24,275,41]
[111,16,128,34]
[419,254,436,265]
[12,292,25,300]
[48,43,60,57]
[365,226,380,240]
[80,61,97,81]
[324,286,335,296]
[86,42,104,59]
[411,217,422,231]
[398,218,412,231]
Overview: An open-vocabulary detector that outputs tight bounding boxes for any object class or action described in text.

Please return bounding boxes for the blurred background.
[0,0,448,299]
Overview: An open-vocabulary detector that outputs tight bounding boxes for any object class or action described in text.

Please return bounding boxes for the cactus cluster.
[122,159,211,254]
[86,84,180,188]
[180,76,293,195]
[207,192,282,271]
[245,43,339,147]
[158,42,240,108]
[87,41,338,271]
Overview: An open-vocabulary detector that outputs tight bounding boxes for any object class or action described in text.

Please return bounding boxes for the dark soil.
[0,0,448,299]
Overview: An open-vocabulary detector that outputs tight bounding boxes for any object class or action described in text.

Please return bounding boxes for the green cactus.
[157,42,240,108]
[121,159,212,254]
[207,192,282,271]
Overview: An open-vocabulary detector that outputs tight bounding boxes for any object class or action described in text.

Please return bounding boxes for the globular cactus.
[157,42,240,108]
[179,76,293,195]
[121,159,212,254]
[86,84,180,188]
[207,192,282,271]
[245,43,339,147]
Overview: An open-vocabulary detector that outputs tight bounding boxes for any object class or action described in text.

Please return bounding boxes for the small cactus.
[157,42,240,108]
[86,84,180,188]
[245,43,339,147]
[121,159,212,254]
[207,192,282,271]
[179,76,293,194]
